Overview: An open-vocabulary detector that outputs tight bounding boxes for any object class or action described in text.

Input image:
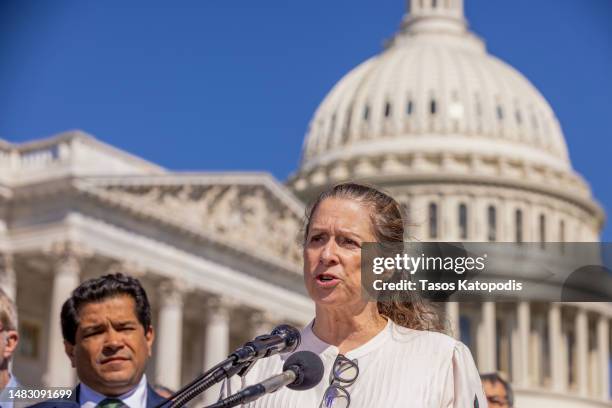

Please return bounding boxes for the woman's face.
[303,198,376,308]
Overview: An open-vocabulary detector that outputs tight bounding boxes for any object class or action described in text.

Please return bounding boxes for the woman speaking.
[225,182,486,407]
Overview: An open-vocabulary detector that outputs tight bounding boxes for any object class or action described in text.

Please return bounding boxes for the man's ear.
[2,330,18,359]
[145,326,154,357]
[64,340,76,368]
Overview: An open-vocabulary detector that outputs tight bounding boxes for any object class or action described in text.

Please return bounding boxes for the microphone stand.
[159,358,255,408]
[157,325,300,408]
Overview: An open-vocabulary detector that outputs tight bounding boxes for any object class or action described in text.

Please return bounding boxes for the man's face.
[483,380,511,408]
[64,295,154,396]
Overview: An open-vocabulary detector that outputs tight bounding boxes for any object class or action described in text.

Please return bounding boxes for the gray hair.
[0,288,18,331]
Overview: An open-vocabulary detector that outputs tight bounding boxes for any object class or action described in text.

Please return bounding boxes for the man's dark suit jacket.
[27,383,167,408]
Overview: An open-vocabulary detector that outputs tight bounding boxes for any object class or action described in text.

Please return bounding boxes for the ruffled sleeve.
[441,341,487,408]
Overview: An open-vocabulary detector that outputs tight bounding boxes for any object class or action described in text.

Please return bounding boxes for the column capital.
[158,279,186,308]
[45,240,93,274]
[204,294,236,312]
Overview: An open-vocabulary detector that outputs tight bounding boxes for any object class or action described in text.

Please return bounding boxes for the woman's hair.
[303,182,445,332]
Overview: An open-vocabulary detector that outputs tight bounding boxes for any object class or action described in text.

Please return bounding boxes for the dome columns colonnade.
[446,301,611,402]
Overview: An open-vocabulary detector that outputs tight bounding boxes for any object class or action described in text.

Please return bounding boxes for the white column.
[477,302,496,372]
[0,253,16,301]
[548,303,565,392]
[203,297,232,405]
[597,316,609,400]
[442,196,454,240]
[517,302,530,387]
[155,281,184,390]
[44,251,80,387]
[575,308,589,396]
[446,302,460,340]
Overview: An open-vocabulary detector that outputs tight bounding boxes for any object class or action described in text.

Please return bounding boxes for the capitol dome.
[289,3,610,406]
[289,0,603,226]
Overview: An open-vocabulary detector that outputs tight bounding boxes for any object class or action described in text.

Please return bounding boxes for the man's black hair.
[480,372,514,407]
[61,273,152,345]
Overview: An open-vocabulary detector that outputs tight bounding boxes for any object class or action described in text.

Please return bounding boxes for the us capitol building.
[0,1,610,406]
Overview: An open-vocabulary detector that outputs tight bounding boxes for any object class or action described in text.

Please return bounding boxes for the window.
[432,0,438,8]
[515,109,522,125]
[487,205,497,242]
[458,203,468,239]
[19,321,40,359]
[429,202,438,239]
[364,105,370,121]
[384,101,392,118]
[430,99,437,115]
[406,100,413,115]
[539,214,546,249]
[459,316,472,350]
[515,209,523,243]
[496,105,504,120]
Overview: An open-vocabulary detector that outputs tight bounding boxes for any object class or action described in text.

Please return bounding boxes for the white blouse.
[222,319,487,408]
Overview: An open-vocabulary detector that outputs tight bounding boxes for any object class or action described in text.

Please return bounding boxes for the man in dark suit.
[31,273,167,408]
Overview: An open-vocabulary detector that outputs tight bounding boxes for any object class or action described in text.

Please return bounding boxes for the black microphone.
[206,351,324,408]
[230,324,301,363]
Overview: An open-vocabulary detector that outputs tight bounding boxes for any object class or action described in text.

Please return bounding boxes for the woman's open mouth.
[316,273,340,288]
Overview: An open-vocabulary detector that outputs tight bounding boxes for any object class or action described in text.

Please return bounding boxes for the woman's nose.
[320,239,339,265]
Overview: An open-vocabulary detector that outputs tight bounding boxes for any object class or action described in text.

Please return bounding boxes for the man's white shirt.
[79,374,148,408]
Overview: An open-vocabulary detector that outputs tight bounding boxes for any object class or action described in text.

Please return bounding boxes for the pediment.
[76,174,305,271]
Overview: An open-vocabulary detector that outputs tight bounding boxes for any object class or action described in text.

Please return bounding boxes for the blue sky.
[0,0,610,239]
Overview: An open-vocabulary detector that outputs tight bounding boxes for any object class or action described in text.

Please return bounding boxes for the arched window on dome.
[515,209,523,243]
[406,99,413,116]
[431,0,438,8]
[496,105,504,121]
[539,214,546,249]
[458,203,468,239]
[384,101,392,118]
[429,202,438,239]
[515,109,522,125]
[363,105,370,122]
[430,99,437,115]
[487,205,497,242]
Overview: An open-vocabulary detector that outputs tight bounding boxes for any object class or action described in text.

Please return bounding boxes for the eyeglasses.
[319,354,359,408]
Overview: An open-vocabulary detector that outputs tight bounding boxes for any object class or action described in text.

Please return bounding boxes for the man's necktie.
[96,398,127,408]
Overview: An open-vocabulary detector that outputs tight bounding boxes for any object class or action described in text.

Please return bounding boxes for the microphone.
[230,324,301,363]
[206,351,324,408]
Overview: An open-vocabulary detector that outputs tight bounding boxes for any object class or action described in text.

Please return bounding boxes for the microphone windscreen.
[283,351,324,391]
[271,324,301,352]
